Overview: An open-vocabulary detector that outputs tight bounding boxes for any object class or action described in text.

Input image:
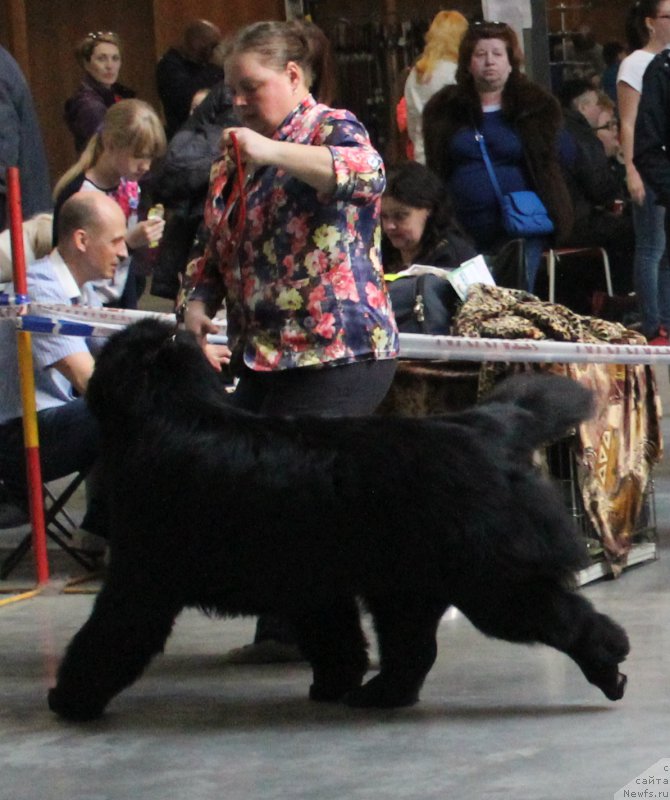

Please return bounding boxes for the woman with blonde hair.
[53,98,167,307]
[403,10,469,163]
[64,31,135,153]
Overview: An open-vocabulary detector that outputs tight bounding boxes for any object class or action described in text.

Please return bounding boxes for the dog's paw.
[344,675,420,709]
[48,687,106,721]
[309,667,367,703]
[583,666,627,701]
[574,615,629,701]
[309,683,350,703]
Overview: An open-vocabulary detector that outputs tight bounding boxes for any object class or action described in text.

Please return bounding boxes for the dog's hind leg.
[344,594,449,708]
[290,597,369,703]
[48,576,182,721]
[457,579,629,701]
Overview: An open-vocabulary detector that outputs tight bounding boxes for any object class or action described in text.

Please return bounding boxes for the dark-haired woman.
[423,21,573,291]
[381,161,476,271]
[64,32,135,153]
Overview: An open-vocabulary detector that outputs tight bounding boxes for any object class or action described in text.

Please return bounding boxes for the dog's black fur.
[48,319,629,721]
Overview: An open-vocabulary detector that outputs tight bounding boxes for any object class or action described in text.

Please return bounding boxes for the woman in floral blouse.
[182,20,398,662]
[183,20,398,411]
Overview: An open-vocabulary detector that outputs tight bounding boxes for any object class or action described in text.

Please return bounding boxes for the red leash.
[194,131,248,286]
[215,131,247,271]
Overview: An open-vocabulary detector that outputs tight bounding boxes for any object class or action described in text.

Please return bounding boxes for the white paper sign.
[482,0,532,28]
[445,255,496,301]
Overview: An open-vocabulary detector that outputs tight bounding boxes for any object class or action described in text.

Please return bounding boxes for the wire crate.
[546,438,658,583]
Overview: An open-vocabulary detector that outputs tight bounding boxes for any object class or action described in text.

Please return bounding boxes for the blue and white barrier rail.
[0,294,227,343]
[398,332,670,365]
[3,292,670,363]
[0,291,30,307]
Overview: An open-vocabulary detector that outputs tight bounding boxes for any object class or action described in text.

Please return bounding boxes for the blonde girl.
[53,99,167,307]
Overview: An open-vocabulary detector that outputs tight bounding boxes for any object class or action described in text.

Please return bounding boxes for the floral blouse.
[184,95,399,371]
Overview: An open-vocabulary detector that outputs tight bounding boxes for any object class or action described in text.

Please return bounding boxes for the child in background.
[52,99,167,307]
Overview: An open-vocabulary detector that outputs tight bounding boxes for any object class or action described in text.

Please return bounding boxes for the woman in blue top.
[423,21,573,291]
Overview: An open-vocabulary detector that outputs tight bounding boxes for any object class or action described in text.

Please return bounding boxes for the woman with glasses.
[64,31,135,153]
[556,77,634,301]
[618,0,670,344]
[422,20,573,292]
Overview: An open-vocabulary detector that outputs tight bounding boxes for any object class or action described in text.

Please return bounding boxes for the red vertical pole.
[7,167,50,584]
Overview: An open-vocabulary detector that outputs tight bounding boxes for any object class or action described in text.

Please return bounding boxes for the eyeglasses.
[593,120,619,131]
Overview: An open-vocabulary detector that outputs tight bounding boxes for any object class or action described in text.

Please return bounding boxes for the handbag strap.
[475,129,506,207]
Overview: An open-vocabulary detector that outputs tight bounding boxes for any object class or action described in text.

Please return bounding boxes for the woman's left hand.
[203,342,232,372]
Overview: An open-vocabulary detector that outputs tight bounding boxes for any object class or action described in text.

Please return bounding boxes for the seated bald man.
[0,192,127,541]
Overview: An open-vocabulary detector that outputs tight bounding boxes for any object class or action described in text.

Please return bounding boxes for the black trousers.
[227,358,397,644]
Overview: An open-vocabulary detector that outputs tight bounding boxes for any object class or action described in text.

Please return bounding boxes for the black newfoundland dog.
[48,320,629,721]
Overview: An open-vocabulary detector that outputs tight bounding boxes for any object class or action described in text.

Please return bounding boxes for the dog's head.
[87,319,227,429]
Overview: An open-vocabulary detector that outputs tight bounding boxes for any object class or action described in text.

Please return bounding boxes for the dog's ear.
[87,319,177,424]
[87,319,227,427]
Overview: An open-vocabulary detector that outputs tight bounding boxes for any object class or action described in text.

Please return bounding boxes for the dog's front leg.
[48,578,181,721]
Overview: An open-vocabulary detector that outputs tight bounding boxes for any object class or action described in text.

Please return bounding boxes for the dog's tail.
[480,372,594,455]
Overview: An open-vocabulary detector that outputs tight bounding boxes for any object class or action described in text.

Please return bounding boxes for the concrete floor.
[1,369,669,799]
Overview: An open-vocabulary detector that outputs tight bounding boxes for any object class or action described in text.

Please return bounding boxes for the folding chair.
[485,238,527,290]
[539,247,613,315]
[0,472,99,579]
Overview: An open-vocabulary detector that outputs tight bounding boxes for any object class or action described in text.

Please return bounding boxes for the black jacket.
[562,107,619,224]
[0,46,52,228]
[634,49,670,206]
[154,83,238,208]
[149,84,238,300]
[156,48,225,140]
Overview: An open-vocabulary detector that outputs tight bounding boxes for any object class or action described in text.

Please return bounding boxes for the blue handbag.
[475,131,555,237]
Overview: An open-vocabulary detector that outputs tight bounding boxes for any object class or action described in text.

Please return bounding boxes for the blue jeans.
[632,185,670,337]
[525,236,548,294]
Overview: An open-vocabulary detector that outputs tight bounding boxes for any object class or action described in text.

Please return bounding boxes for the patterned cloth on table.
[454,284,663,572]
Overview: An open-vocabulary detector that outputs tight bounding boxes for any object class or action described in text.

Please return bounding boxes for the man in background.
[0,192,127,542]
[155,19,225,140]
[0,45,52,229]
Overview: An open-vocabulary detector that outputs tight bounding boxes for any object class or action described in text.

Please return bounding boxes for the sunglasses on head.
[86,31,118,41]
[473,20,508,28]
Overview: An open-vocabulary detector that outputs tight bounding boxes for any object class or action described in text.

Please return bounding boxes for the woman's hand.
[203,343,232,372]
[221,126,336,195]
[626,167,646,206]
[221,126,276,169]
[126,217,166,249]
[183,300,228,370]
[184,299,219,342]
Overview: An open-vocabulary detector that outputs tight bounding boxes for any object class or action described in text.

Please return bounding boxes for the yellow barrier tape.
[0,588,41,607]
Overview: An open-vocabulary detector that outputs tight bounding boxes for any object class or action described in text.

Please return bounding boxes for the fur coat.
[423,75,574,242]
